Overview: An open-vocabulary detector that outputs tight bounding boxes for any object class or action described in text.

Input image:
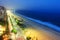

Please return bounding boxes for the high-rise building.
[0,6,6,21]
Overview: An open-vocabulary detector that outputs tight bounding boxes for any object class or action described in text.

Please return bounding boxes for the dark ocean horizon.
[15,10,60,27]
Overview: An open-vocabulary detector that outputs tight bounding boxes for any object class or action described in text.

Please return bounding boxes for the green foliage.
[11,29,17,34]
[0,21,5,26]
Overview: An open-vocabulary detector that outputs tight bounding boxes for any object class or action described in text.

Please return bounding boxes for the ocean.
[15,10,60,27]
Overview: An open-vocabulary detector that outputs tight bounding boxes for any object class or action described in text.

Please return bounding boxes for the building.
[0,6,6,21]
